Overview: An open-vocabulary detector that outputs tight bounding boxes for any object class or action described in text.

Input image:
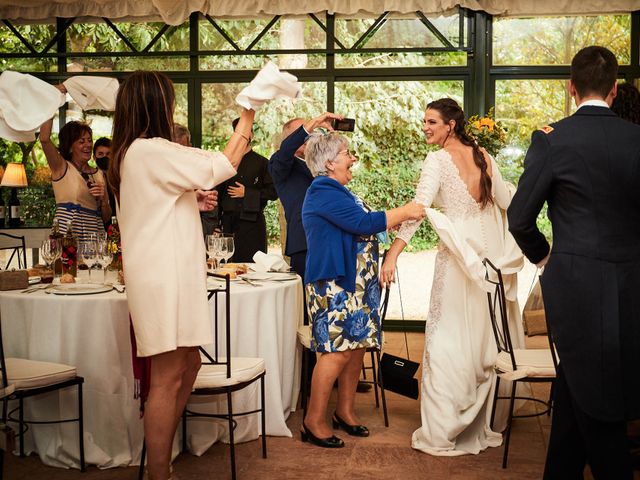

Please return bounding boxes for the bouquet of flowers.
[465,108,507,157]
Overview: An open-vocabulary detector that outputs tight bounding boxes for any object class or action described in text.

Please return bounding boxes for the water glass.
[79,242,98,283]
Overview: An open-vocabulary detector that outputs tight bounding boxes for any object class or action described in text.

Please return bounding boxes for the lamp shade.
[1,163,28,187]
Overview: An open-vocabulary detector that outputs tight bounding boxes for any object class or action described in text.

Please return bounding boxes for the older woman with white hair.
[301,132,426,448]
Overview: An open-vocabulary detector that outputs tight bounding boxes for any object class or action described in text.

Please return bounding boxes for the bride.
[381,98,524,456]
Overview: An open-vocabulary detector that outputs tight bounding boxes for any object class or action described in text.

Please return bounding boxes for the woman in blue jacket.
[301,132,425,448]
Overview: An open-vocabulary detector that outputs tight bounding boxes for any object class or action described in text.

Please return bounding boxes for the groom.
[508,46,640,479]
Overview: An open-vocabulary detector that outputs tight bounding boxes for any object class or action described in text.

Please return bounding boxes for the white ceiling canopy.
[1,0,640,25]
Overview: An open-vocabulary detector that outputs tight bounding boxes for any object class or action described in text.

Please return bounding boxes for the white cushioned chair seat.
[297,325,312,349]
[6,357,77,390]
[496,349,557,381]
[194,357,265,389]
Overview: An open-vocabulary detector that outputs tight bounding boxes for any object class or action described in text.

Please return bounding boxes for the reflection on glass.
[493,15,631,66]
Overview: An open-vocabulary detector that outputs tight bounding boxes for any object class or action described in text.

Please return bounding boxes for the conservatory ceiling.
[1,0,640,24]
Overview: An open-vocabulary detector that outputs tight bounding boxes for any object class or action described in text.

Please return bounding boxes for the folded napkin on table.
[63,76,119,111]
[235,61,302,110]
[0,71,66,142]
[252,251,290,272]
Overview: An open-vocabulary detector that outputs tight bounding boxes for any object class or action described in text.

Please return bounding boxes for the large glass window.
[493,15,631,65]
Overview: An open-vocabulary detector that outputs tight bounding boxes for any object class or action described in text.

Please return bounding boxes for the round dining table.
[0,275,303,469]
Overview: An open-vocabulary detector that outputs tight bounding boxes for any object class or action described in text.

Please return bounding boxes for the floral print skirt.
[305,239,381,353]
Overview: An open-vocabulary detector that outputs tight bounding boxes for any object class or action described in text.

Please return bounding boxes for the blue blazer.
[302,176,386,292]
[268,126,313,256]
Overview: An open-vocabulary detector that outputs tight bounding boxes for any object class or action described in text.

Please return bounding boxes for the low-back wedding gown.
[396,148,524,456]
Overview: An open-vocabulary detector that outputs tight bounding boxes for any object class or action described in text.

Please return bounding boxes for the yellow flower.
[472,120,481,130]
[479,118,495,131]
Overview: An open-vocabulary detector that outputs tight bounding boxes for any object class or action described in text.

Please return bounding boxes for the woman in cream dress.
[381,98,524,456]
[108,71,254,480]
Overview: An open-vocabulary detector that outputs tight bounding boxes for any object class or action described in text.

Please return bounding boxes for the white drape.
[1,0,639,25]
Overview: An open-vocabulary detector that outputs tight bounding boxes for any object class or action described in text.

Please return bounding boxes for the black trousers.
[544,366,632,479]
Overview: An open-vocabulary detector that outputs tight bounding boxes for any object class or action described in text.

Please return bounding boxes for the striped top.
[52,161,106,244]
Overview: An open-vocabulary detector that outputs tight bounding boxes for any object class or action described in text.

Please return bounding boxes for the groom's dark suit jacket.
[508,106,640,422]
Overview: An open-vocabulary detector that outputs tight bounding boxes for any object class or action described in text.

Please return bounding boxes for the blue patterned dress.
[306,236,382,352]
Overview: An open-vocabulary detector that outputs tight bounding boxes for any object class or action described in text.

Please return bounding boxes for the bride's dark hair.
[426,98,493,208]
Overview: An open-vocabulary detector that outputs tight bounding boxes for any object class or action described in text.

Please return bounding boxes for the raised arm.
[39,117,67,180]
[222,108,255,169]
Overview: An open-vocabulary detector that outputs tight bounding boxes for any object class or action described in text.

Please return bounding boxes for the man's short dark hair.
[571,46,618,99]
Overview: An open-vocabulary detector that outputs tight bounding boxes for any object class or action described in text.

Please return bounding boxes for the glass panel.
[67,21,188,52]
[335,51,465,68]
[199,17,326,70]
[0,23,57,71]
[66,56,189,72]
[493,15,631,65]
[336,14,462,49]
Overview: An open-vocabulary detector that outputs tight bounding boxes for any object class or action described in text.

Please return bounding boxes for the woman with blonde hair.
[108,71,254,480]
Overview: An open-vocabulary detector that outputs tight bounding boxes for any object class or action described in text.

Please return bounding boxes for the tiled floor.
[4,332,638,480]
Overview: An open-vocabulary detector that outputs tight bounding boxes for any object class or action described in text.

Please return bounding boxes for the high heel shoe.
[332,412,369,437]
[300,422,345,448]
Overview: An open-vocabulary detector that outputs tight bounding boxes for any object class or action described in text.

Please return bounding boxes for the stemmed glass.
[40,238,61,282]
[98,240,113,283]
[206,235,222,270]
[221,235,235,265]
[78,241,98,283]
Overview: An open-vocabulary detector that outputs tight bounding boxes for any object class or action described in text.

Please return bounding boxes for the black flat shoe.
[332,412,369,437]
[300,422,345,448]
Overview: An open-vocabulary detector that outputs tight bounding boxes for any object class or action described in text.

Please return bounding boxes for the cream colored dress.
[119,137,236,357]
[397,149,525,456]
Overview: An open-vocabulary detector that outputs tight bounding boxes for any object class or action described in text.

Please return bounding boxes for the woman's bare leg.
[335,348,366,425]
[144,347,200,480]
[303,350,350,438]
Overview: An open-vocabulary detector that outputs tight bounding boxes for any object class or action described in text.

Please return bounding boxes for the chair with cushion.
[297,285,391,427]
[0,314,85,471]
[188,273,267,480]
[0,233,26,270]
[483,258,557,469]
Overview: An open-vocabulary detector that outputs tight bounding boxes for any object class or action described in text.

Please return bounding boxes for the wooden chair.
[0,233,26,270]
[0,313,85,471]
[484,258,558,469]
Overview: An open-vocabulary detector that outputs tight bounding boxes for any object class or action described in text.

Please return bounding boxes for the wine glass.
[40,239,60,282]
[222,236,235,264]
[98,240,113,283]
[206,235,221,270]
[79,241,98,283]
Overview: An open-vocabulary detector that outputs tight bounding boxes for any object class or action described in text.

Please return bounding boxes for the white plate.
[240,271,298,281]
[28,276,41,285]
[46,283,113,295]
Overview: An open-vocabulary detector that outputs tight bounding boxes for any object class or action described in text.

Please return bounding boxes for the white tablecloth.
[0,278,303,468]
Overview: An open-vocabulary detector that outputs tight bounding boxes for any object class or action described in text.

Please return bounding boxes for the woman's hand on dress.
[196,189,218,212]
[403,201,427,221]
[379,256,397,287]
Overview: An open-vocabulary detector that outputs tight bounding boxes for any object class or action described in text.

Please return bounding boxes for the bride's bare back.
[442,144,492,204]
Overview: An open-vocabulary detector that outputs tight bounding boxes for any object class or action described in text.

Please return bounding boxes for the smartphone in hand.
[332,118,355,132]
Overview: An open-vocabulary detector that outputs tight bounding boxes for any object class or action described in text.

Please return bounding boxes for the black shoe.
[332,412,369,437]
[300,422,345,448]
[356,381,372,393]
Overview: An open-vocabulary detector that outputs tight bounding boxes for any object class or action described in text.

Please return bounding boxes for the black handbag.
[379,353,420,399]
[378,263,421,400]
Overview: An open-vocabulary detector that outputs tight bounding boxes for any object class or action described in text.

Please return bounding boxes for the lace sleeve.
[490,154,513,210]
[396,152,441,245]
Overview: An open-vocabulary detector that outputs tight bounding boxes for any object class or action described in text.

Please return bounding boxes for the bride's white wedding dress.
[397,148,525,456]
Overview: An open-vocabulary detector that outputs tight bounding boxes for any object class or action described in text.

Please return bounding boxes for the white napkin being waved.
[63,76,119,111]
[235,61,302,110]
[252,251,290,272]
[0,71,66,142]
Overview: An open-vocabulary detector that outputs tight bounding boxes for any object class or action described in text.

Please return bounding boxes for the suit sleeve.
[267,126,307,184]
[507,130,553,264]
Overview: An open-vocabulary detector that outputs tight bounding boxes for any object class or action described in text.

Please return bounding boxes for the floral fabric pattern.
[306,239,381,352]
